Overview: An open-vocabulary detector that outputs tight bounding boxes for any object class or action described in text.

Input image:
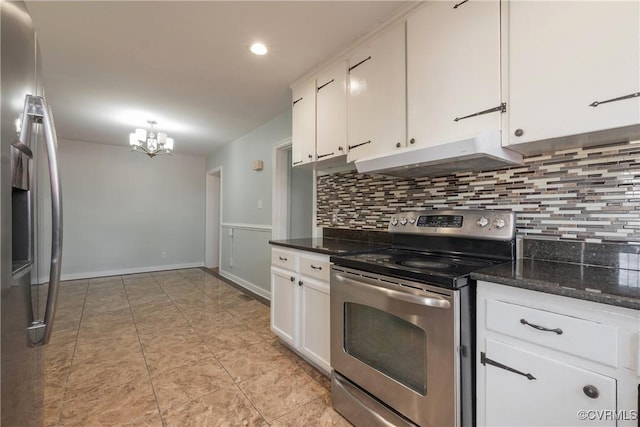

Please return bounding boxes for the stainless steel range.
[330,209,516,427]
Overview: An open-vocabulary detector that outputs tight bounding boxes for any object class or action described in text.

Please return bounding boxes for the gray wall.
[40,139,206,281]
[207,110,292,224]
[206,109,292,298]
[219,225,272,293]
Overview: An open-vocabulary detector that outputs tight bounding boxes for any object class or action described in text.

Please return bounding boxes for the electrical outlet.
[257,199,263,209]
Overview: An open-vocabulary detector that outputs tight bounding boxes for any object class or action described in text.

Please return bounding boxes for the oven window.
[344,303,427,395]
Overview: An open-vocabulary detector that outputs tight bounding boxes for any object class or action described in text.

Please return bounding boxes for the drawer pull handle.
[298,280,303,287]
[279,256,288,261]
[290,277,295,282]
[520,318,563,335]
[310,265,322,270]
[583,385,599,399]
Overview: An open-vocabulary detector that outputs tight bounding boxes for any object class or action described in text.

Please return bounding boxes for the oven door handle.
[334,272,451,309]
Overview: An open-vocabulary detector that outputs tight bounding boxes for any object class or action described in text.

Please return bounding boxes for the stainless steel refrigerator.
[1,2,63,425]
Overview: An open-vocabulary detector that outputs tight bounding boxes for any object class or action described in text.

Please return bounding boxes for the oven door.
[330,266,460,427]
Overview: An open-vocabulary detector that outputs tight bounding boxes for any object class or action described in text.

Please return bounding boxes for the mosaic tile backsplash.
[316,141,640,243]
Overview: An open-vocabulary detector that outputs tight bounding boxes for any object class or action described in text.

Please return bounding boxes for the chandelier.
[129,120,174,158]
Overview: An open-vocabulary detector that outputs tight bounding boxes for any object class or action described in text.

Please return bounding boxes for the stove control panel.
[417,214,463,228]
[388,210,516,241]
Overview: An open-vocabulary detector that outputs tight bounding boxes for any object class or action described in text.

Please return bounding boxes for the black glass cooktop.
[331,249,506,288]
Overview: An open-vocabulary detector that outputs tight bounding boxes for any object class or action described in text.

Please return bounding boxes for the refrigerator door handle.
[25,95,63,346]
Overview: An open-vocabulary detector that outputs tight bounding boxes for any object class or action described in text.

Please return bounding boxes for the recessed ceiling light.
[250,42,268,56]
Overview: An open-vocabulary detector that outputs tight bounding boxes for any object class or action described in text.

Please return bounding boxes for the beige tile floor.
[44,268,351,427]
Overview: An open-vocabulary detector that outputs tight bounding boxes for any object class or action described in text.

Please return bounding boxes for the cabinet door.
[505,1,640,147]
[291,79,316,166]
[347,22,406,162]
[316,60,347,161]
[482,339,617,427]
[407,0,501,148]
[299,276,330,374]
[270,267,297,347]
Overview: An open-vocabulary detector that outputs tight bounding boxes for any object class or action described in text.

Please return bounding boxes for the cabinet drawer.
[300,255,330,282]
[271,249,297,271]
[486,299,618,367]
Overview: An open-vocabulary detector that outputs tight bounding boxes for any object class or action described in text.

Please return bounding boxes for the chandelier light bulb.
[157,132,167,146]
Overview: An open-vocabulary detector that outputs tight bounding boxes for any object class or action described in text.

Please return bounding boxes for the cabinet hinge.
[348,140,371,151]
[589,91,639,107]
[481,352,536,381]
[317,79,335,92]
[349,56,372,73]
[453,0,469,9]
[454,103,506,122]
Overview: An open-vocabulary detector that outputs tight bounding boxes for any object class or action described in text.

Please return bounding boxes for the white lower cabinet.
[270,267,297,347]
[299,276,330,371]
[270,247,331,374]
[477,281,639,427]
[484,339,616,427]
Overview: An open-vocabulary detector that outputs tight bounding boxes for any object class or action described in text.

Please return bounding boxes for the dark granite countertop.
[269,237,390,256]
[472,259,640,310]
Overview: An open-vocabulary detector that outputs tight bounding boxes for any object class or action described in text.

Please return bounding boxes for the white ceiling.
[26,1,410,157]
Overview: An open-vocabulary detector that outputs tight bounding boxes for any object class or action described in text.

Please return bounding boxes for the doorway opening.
[205,167,222,270]
[272,139,314,240]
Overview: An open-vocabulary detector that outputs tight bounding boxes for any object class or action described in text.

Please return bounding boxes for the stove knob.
[477,216,489,228]
[408,218,416,224]
[493,218,506,229]
[400,218,408,226]
[390,218,399,226]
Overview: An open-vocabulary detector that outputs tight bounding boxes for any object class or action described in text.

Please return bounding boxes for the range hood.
[355,129,523,178]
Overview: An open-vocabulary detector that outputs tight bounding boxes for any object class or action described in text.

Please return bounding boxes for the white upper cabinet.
[316,60,348,162]
[504,0,640,149]
[407,0,502,148]
[347,22,406,162]
[291,79,316,166]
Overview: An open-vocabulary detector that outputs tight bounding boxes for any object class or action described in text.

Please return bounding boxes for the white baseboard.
[218,269,271,300]
[49,262,204,283]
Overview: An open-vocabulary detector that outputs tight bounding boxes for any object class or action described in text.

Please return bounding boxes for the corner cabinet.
[477,281,640,427]
[291,79,316,166]
[291,61,348,168]
[270,247,331,374]
[503,0,640,151]
[347,21,406,162]
[407,0,502,148]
